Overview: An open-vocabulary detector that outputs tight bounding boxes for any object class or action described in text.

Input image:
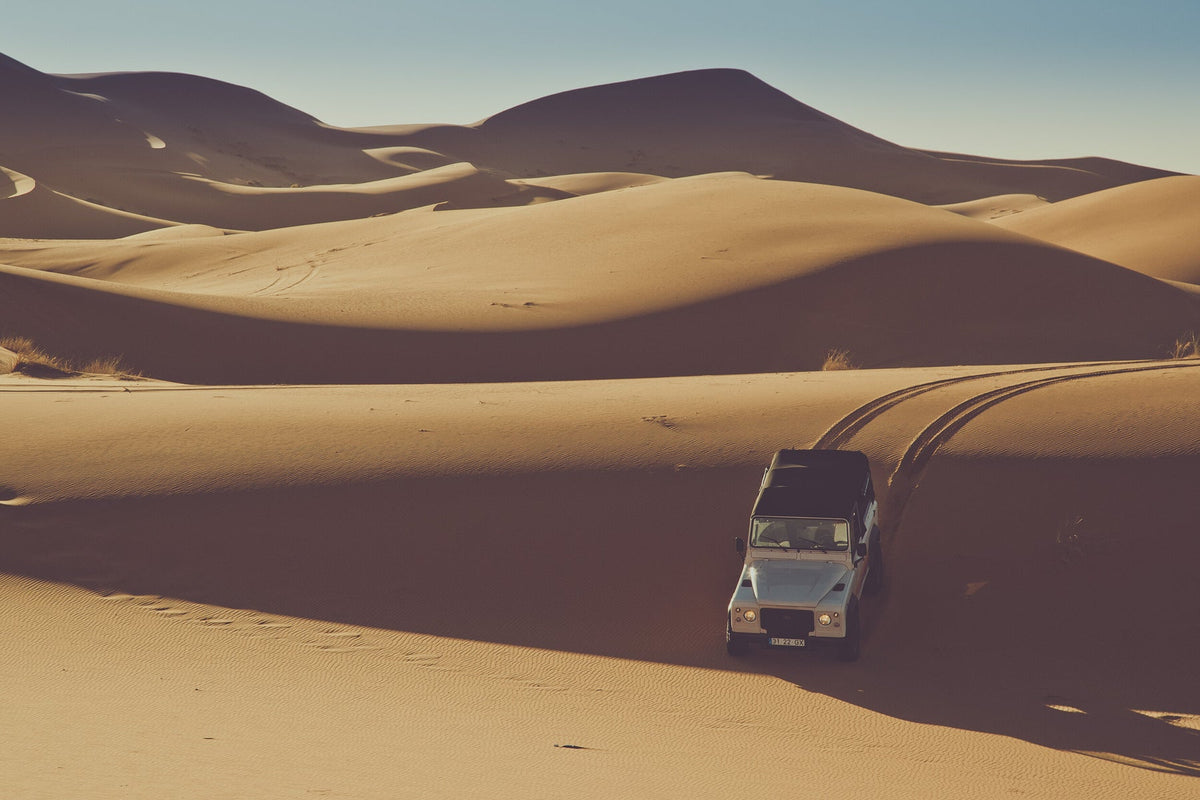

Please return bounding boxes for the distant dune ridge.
[0,53,1181,237]
[1,51,1197,379]
[1,173,1196,383]
[3,53,1200,799]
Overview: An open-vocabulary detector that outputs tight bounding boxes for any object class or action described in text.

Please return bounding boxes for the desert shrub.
[0,335,74,376]
[1169,332,1200,359]
[0,335,140,379]
[821,348,857,371]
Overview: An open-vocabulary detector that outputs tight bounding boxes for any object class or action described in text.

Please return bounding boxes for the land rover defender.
[726,449,883,661]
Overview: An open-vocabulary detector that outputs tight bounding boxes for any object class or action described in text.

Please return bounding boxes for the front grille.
[760,608,814,638]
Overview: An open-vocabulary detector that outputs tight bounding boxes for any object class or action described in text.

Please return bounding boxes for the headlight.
[743,609,757,623]
[818,613,832,626]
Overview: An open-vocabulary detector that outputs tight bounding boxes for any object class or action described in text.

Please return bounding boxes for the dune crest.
[417,68,1176,203]
[937,193,1049,220]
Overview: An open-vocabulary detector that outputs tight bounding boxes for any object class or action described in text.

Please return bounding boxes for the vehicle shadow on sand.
[753,585,1200,778]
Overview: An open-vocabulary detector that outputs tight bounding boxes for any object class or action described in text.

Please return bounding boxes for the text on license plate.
[768,637,806,647]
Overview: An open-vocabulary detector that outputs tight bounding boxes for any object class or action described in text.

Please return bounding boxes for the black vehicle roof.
[751,449,872,520]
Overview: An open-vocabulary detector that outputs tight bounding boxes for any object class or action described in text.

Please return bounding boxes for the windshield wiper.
[791,536,827,552]
[759,534,826,552]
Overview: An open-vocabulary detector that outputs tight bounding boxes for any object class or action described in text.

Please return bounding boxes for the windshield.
[750,517,850,551]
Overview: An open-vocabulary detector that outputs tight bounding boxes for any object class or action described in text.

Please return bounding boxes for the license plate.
[768,637,807,647]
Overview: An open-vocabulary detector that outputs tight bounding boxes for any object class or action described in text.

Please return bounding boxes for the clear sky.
[8,0,1198,174]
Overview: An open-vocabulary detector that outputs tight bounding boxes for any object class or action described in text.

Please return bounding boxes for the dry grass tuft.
[821,348,857,371]
[1169,332,1200,360]
[0,336,76,376]
[0,335,141,379]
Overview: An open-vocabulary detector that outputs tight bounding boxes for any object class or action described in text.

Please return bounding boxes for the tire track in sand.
[879,360,1200,537]
[809,359,1152,451]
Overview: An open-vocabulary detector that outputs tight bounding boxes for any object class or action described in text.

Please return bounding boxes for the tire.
[864,535,884,596]
[726,620,750,656]
[837,604,861,662]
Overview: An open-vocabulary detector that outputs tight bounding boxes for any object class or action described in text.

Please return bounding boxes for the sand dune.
[384,68,1176,204]
[1,164,37,198]
[0,164,180,239]
[2,174,1196,383]
[2,364,1199,796]
[362,144,459,172]
[0,54,1182,240]
[511,171,670,196]
[120,223,229,241]
[91,162,568,231]
[995,176,1200,285]
[937,193,1050,220]
[2,53,403,190]
[0,53,434,236]
[3,51,1198,800]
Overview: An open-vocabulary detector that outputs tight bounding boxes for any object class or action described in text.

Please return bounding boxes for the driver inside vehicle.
[751,517,851,550]
[814,524,836,549]
[760,521,789,545]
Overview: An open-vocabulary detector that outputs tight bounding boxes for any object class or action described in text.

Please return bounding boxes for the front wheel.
[837,605,861,662]
[726,621,749,656]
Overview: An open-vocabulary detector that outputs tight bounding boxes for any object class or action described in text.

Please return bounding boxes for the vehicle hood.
[749,559,849,607]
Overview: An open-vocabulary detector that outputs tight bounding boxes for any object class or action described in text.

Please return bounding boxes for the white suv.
[726,449,883,661]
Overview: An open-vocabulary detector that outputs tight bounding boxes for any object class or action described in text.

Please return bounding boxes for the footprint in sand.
[311,629,381,653]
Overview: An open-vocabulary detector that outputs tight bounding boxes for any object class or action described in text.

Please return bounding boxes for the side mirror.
[734,537,746,556]
[855,542,867,558]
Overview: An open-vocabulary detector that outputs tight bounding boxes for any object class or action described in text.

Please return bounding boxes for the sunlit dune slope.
[937,193,1050,220]
[994,176,1200,285]
[2,174,1196,383]
[510,171,670,196]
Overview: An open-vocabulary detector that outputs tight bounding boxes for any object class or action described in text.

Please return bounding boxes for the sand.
[2,52,1198,798]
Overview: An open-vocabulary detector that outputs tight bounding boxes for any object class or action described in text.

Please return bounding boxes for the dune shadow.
[1,459,1198,775]
[3,238,1198,384]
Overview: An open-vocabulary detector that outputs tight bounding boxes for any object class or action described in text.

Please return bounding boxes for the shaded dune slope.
[2,176,1196,383]
[0,52,401,189]
[995,176,1200,285]
[0,165,175,239]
